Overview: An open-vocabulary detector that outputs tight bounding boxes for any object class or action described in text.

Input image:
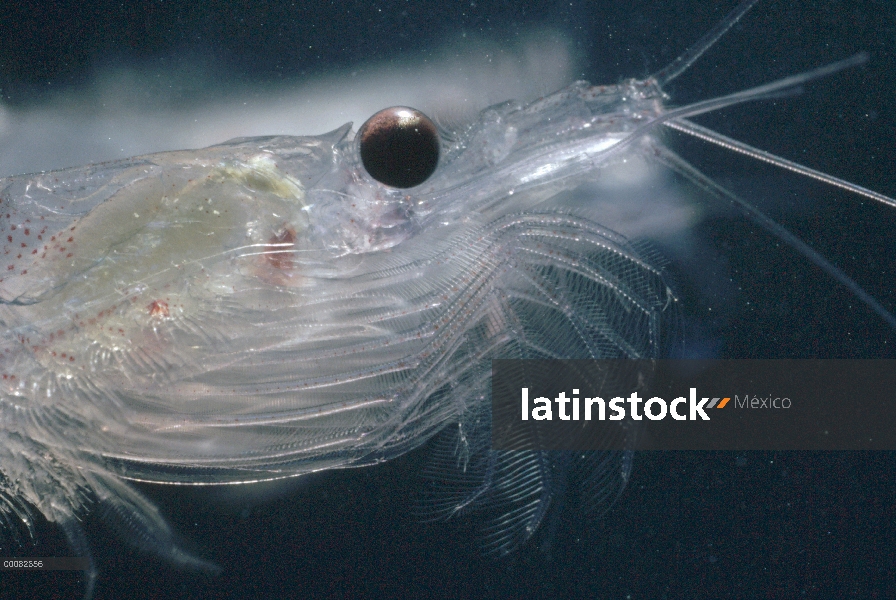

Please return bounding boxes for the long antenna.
[652,0,759,87]
[664,117,896,209]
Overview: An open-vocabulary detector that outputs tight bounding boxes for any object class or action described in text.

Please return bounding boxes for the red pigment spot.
[20,243,25,248]
[148,300,169,317]
[69,356,74,362]
[24,229,29,236]
[265,227,297,271]
[67,237,73,242]
[9,225,15,230]
[6,236,10,243]
[37,235,42,240]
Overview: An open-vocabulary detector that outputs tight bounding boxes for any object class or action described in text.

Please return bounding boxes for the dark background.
[2,0,895,598]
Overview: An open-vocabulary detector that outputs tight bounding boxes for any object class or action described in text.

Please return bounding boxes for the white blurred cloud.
[0,31,575,177]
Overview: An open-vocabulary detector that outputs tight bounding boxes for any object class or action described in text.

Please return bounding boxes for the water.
[1,1,894,598]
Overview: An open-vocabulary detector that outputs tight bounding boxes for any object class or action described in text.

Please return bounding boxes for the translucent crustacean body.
[0,1,893,596]
[0,82,673,563]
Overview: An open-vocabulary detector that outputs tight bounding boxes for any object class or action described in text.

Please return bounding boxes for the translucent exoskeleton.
[0,1,893,597]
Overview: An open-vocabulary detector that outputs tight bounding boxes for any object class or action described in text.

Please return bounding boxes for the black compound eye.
[358,106,439,188]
